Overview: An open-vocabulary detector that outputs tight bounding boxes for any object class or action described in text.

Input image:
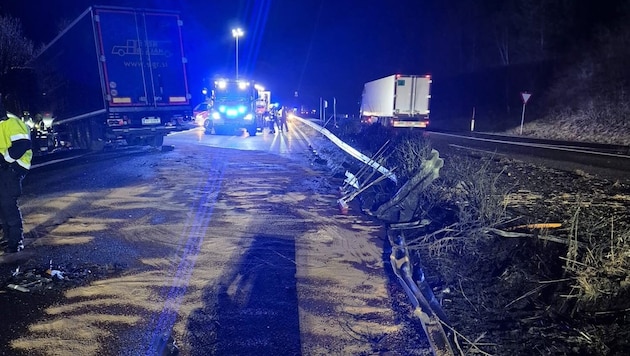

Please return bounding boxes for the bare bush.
[563,208,630,309]
[406,154,513,258]
[385,135,434,185]
[355,123,396,154]
[505,103,630,146]
[330,117,362,139]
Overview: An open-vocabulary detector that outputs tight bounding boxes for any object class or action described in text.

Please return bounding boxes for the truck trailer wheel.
[70,123,91,150]
[90,140,105,152]
[150,135,164,147]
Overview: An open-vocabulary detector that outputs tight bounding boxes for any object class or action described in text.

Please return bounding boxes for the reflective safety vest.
[0,113,33,170]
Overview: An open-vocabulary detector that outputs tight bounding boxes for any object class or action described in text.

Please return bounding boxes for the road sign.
[519,92,532,135]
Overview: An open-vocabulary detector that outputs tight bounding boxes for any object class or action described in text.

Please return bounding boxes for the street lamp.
[232,28,244,79]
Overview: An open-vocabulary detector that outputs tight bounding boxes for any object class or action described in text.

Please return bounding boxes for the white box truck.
[359,74,431,128]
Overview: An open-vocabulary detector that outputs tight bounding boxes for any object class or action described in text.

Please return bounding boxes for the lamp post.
[232,28,244,79]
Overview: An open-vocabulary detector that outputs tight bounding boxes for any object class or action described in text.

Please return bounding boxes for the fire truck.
[204,79,263,136]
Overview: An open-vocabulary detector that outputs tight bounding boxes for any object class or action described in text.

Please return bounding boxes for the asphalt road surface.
[0,123,429,355]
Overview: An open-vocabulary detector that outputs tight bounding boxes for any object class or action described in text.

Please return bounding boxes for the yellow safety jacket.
[0,112,33,171]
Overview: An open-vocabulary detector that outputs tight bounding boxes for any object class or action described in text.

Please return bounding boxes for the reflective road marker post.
[520,92,532,135]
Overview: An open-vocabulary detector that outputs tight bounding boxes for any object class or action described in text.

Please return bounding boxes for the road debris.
[4,262,125,294]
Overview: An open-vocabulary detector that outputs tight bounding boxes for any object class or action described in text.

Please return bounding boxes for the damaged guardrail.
[295,117,398,183]
[388,228,455,356]
[293,117,397,214]
[293,116,458,355]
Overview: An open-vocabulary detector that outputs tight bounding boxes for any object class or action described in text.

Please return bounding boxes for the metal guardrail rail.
[294,117,397,184]
[293,116,457,355]
[388,227,456,356]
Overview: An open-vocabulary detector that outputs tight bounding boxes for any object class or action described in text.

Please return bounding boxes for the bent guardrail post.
[340,140,391,197]
[295,117,456,353]
[388,229,456,356]
[376,149,444,223]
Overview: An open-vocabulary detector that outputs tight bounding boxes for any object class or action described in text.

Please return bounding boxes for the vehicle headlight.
[218,105,227,113]
[244,113,253,120]
[238,105,247,113]
[212,112,221,119]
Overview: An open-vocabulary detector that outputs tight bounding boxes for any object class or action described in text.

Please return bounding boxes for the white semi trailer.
[359,74,431,128]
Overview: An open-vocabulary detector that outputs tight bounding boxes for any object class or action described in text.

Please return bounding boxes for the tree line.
[0,14,35,92]
[424,0,630,132]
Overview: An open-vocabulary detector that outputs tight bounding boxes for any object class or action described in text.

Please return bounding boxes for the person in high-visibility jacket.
[0,95,32,254]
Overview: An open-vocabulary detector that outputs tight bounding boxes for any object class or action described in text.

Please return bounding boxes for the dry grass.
[330,122,629,309]
[503,105,630,146]
[385,135,434,185]
[405,154,514,258]
[483,107,630,311]
[325,120,630,354]
[562,207,630,308]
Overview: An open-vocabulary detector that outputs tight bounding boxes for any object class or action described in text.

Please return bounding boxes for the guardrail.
[293,115,458,355]
[292,116,397,184]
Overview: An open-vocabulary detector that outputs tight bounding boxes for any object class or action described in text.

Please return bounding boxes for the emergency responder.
[278,106,289,132]
[0,94,32,254]
[268,106,278,134]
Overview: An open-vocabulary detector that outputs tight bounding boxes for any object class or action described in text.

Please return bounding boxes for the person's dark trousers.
[0,168,25,250]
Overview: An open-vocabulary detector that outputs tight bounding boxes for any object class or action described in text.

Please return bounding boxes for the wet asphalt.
[0,126,429,355]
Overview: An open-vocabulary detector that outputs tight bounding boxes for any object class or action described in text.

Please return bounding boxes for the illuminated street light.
[232,28,244,80]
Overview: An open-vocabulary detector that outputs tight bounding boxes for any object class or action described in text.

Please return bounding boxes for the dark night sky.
[2,1,625,114]
[0,0,432,113]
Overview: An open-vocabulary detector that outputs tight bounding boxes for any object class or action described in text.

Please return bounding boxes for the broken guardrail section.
[293,116,458,355]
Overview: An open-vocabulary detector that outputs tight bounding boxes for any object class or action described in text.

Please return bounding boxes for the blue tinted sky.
[1,0,430,113]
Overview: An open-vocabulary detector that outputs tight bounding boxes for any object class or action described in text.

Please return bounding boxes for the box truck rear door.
[96,9,189,107]
[393,76,413,115]
[412,76,430,116]
[141,11,189,106]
